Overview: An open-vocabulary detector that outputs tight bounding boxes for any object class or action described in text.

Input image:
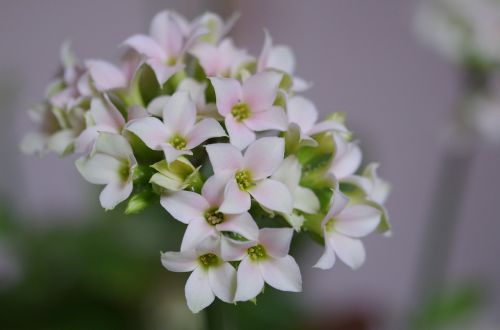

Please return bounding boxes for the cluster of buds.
[22,10,391,313]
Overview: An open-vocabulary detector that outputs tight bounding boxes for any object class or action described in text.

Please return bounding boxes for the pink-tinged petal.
[206,143,243,174]
[313,243,336,270]
[90,97,125,132]
[271,155,301,189]
[258,227,293,259]
[249,179,293,214]
[220,237,255,261]
[149,10,183,57]
[268,45,296,73]
[161,250,197,272]
[147,95,170,117]
[123,34,166,60]
[244,106,288,131]
[308,120,348,136]
[99,180,133,210]
[185,267,215,313]
[243,137,284,180]
[242,71,282,112]
[201,174,228,207]
[324,190,349,221]
[74,127,99,155]
[189,42,218,75]
[329,233,366,270]
[208,262,236,303]
[293,186,320,214]
[127,105,149,121]
[126,117,170,150]
[146,58,184,86]
[181,219,217,251]
[257,29,272,72]
[163,91,196,136]
[287,96,318,133]
[334,205,381,238]
[225,116,255,150]
[217,213,259,241]
[259,256,302,292]
[160,191,208,224]
[219,179,251,214]
[75,154,122,185]
[235,257,264,302]
[186,118,226,149]
[209,77,242,116]
[195,235,221,255]
[86,60,127,91]
[331,135,362,179]
[94,133,135,162]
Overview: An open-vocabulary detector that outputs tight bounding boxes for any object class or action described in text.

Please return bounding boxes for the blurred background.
[1,0,500,329]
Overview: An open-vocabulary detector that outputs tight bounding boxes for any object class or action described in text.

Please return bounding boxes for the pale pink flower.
[161,236,236,313]
[206,137,293,214]
[126,91,226,163]
[75,133,137,210]
[210,72,288,149]
[161,174,259,251]
[314,191,381,270]
[221,228,302,301]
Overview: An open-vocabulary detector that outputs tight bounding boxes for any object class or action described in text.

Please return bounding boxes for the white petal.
[75,154,122,184]
[219,179,251,214]
[147,95,170,117]
[86,60,127,91]
[242,71,282,112]
[74,126,99,154]
[146,58,184,85]
[329,233,366,270]
[201,174,228,207]
[149,10,183,56]
[271,155,301,189]
[258,227,293,259]
[185,267,215,313]
[244,106,288,131]
[89,97,125,132]
[94,133,135,163]
[331,135,362,179]
[217,213,259,241]
[334,205,381,238]
[257,29,273,72]
[160,191,208,224]
[308,120,348,136]
[99,180,133,210]
[220,237,254,261]
[293,186,320,214]
[208,262,237,303]
[249,179,293,214]
[163,91,196,136]
[127,105,149,121]
[313,244,336,270]
[206,143,243,174]
[186,118,226,149]
[225,116,256,150]
[126,117,170,150]
[325,190,349,220]
[209,77,242,116]
[243,137,284,180]
[181,219,217,251]
[161,143,191,163]
[123,34,166,60]
[161,250,197,272]
[268,45,295,73]
[259,256,302,292]
[235,257,264,301]
[287,96,318,133]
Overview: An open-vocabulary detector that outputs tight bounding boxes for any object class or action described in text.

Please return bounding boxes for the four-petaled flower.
[126,91,226,163]
[206,137,293,214]
[210,72,288,149]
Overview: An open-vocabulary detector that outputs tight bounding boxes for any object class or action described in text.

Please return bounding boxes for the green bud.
[150,157,202,192]
[125,190,158,215]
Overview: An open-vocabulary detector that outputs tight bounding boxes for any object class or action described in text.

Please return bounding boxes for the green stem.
[205,300,226,330]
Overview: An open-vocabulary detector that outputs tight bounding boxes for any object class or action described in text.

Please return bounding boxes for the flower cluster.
[22,10,391,313]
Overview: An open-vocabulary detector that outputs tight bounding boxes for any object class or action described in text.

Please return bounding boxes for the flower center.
[247,245,267,260]
[204,208,224,226]
[235,170,252,191]
[118,161,130,182]
[170,135,187,150]
[325,218,336,233]
[198,253,219,268]
[231,102,251,122]
[166,56,177,66]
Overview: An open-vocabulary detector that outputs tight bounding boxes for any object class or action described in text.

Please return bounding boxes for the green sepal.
[302,213,325,245]
[363,199,391,234]
[125,190,159,215]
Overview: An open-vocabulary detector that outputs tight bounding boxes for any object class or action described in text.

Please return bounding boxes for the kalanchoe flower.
[124,10,205,85]
[329,133,362,180]
[161,236,236,313]
[210,72,288,149]
[206,137,293,214]
[126,91,226,163]
[314,191,381,270]
[161,174,259,251]
[221,228,302,301]
[75,133,137,210]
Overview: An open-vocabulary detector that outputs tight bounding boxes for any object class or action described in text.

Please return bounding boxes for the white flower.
[161,236,236,313]
[75,133,137,210]
[126,91,226,163]
[314,191,381,270]
[221,227,302,301]
[329,133,362,180]
[206,137,293,214]
[161,174,259,251]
